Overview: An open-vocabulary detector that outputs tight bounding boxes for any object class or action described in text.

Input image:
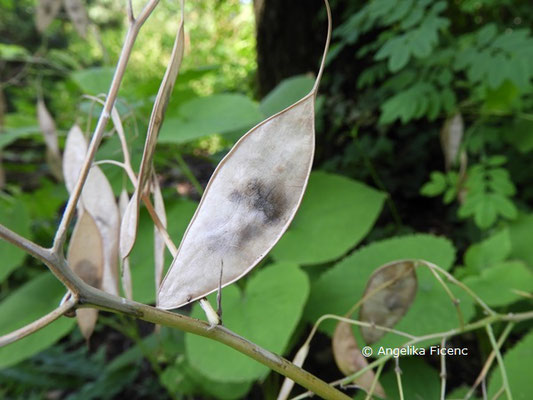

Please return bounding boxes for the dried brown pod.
[157,1,331,309]
[35,0,62,33]
[63,124,87,196]
[67,211,104,340]
[37,99,62,181]
[332,321,386,398]
[359,260,418,344]
[120,2,185,259]
[63,0,89,38]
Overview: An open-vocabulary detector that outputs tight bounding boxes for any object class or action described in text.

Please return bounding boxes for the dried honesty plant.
[157,7,330,311]
[0,1,357,399]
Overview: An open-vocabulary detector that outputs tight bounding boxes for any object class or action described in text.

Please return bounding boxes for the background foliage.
[0,0,532,399]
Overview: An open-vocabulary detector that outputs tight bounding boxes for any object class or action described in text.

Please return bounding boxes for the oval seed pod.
[158,0,332,309]
[332,321,386,398]
[63,124,120,295]
[359,260,418,344]
[68,211,104,341]
[153,177,167,293]
[37,98,62,181]
[63,0,89,38]
[35,0,62,33]
[119,189,133,300]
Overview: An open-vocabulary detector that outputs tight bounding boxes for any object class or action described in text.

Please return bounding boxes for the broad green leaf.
[158,94,263,144]
[71,67,115,95]
[0,273,76,369]
[464,228,511,273]
[161,358,252,400]
[271,171,385,265]
[373,358,440,400]
[185,262,309,383]
[259,75,315,118]
[462,261,533,307]
[474,195,497,229]
[508,213,533,270]
[129,199,196,304]
[0,199,31,283]
[0,43,30,61]
[488,331,533,400]
[305,235,474,349]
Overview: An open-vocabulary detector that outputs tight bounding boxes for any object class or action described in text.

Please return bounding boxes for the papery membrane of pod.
[82,167,120,296]
[153,178,167,293]
[359,260,418,344]
[63,124,88,195]
[440,113,464,170]
[332,322,386,398]
[35,0,62,32]
[157,0,331,310]
[63,0,89,38]
[120,2,185,259]
[63,124,120,295]
[68,211,104,341]
[37,99,62,181]
[119,189,133,300]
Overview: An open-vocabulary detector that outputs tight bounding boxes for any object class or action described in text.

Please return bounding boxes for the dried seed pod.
[35,0,62,32]
[63,0,89,38]
[63,125,120,295]
[440,113,464,170]
[153,177,167,292]
[37,99,62,181]
[359,260,418,344]
[68,211,104,340]
[158,0,332,309]
[332,321,386,398]
[120,2,185,259]
[119,189,133,300]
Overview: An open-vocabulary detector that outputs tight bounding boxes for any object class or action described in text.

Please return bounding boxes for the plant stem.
[77,284,351,400]
[486,324,513,400]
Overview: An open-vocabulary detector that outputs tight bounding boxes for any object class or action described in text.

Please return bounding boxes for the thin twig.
[485,324,513,400]
[364,362,385,400]
[0,224,49,265]
[464,322,514,400]
[52,0,161,255]
[395,358,405,400]
[0,296,77,346]
[440,337,447,400]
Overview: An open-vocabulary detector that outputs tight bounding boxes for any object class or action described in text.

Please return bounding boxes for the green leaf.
[420,171,447,196]
[158,94,263,144]
[270,171,385,265]
[376,358,440,400]
[0,198,31,283]
[506,119,533,153]
[490,193,517,220]
[508,213,533,270]
[488,330,533,400]
[71,67,115,96]
[129,199,197,304]
[474,195,497,229]
[162,358,252,400]
[259,75,315,118]
[464,228,511,273]
[0,273,76,369]
[185,262,309,383]
[462,261,533,307]
[305,234,474,350]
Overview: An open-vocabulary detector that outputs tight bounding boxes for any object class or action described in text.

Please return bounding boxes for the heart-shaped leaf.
[185,262,309,382]
[270,171,385,265]
[359,260,418,344]
[0,273,76,368]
